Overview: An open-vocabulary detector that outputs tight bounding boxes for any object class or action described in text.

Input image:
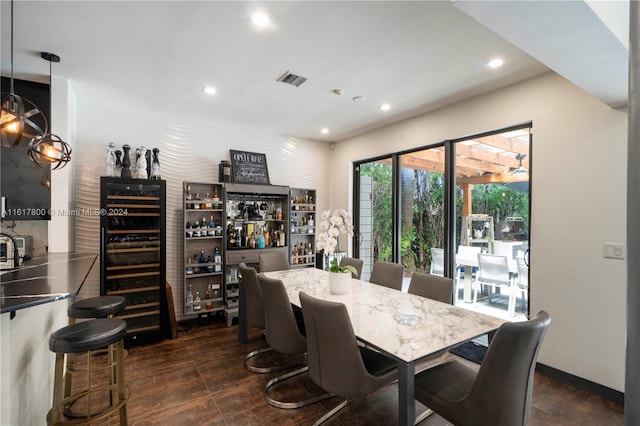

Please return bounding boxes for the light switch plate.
[603,242,625,260]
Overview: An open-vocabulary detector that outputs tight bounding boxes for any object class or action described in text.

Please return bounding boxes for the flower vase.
[329,271,352,295]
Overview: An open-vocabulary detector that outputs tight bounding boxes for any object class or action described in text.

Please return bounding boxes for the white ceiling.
[0,1,629,142]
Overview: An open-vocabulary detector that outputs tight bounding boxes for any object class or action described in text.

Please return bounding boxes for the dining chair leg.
[264,365,334,409]
[312,399,348,426]
[244,346,292,373]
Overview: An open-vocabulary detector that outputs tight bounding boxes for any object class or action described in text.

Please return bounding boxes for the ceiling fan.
[511,154,528,176]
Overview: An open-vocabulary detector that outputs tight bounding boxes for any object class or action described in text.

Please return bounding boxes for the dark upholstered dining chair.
[407,272,454,305]
[339,257,364,279]
[239,263,284,374]
[299,291,398,425]
[257,274,332,409]
[259,251,290,272]
[369,261,404,291]
[414,310,551,426]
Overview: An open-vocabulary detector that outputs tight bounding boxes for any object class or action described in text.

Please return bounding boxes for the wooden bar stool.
[47,318,129,426]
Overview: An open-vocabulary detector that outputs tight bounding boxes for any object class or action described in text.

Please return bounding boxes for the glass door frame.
[352,122,532,317]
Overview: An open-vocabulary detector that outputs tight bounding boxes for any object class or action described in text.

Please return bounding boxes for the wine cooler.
[100,177,167,347]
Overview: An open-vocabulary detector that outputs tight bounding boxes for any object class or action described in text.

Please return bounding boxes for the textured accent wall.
[70,101,331,322]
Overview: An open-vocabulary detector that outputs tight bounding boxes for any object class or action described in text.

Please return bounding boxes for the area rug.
[449,341,487,364]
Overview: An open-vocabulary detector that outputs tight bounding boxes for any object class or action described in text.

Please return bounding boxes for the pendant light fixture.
[27,52,72,170]
[0,0,47,148]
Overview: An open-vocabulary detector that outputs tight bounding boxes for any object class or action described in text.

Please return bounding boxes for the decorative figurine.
[150,148,161,180]
[135,146,148,179]
[114,149,122,177]
[121,144,132,178]
[106,142,116,177]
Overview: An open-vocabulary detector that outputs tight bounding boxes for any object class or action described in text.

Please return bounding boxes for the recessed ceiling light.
[379,103,391,111]
[352,96,366,102]
[486,58,505,69]
[331,89,343,96]
[250,11,271,28]
[321,128,329,135]
[202,86,216,95]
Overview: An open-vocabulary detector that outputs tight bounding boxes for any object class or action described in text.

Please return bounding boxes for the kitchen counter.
[0,252,98,315]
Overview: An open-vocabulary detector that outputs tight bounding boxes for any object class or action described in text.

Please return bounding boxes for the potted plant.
[316,209,357,294]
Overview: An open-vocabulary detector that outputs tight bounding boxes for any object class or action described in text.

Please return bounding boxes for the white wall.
[332,72,628,391]
[48,75,76,252]
[69,101,332,318]
[0,299,70,426]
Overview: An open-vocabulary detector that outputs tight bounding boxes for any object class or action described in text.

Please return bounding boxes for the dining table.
[250,267,505,426]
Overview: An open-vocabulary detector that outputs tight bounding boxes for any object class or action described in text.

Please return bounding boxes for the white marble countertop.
[264,267,505,363]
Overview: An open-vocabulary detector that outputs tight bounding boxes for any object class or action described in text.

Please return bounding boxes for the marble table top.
[0,252,98,314]
[264,267,505,363]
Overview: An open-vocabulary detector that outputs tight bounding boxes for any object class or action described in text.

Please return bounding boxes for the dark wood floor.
[96,315,623,425]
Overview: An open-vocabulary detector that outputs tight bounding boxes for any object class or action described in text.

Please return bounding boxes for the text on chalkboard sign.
[229,150,270,184]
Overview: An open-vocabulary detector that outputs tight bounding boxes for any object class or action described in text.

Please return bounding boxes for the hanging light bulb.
[1,0,47,148]
[27,52,72,170]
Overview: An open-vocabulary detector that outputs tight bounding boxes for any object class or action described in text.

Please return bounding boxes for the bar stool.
[65,295,127,404]
[67,295,126,325]
[47,318,129,426]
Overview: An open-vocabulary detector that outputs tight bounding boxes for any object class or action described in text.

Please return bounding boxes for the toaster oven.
[0,235,32,269]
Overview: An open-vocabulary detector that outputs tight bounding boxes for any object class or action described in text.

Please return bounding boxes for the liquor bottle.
[227,224,235,248]
[204,193,213,209]
[264,228,270,247]
[207,256,214,272]
[205,285,212,310]
[199,250,206,263]
[194,291,202,311]
[249,232,256,248]
[257,229,266,249]
[186,284,194,313]
[214,247,222,272]
[186,185,192,201]
[186,257,193,275]
[278,224,284,247]
[212,187,220,208]
[194,193,200,209]
[201,217,208,236]
[293,244,299,264]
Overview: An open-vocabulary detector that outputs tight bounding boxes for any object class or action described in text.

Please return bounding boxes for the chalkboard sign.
[229,150,270,185]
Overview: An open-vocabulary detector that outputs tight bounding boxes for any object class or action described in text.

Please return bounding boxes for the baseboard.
[536,363,624,405]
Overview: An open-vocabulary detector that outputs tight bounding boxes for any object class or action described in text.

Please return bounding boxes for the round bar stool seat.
[47,318,129,426]
[67,295,126,322]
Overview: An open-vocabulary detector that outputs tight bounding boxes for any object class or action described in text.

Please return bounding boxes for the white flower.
[316,208,353,255]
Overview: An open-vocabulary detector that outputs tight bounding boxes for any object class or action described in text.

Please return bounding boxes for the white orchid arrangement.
[316,208,357,274]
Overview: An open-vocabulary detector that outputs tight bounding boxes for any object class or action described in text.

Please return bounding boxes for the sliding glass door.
[454,128,531,315]
[353,125,531,319]
[354,158,393,281]
[398,147,446,277]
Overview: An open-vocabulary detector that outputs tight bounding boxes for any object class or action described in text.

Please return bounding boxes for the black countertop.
[0,252,98,314]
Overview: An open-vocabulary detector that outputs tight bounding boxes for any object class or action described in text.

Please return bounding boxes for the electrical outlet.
[603,242,625,260]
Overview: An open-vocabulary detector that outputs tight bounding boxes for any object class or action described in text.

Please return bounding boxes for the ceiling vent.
[276,71,307,87]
